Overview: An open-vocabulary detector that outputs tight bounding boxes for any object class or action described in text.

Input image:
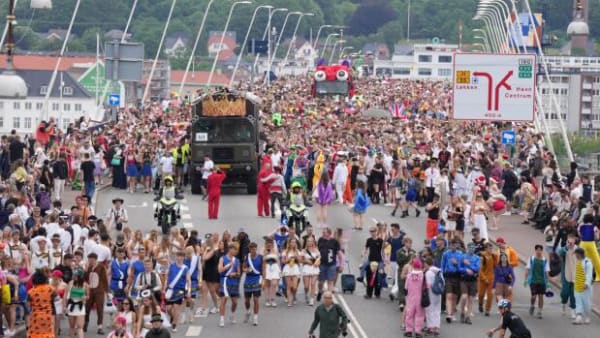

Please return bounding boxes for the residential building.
[140,59,171,101]
[165,32,190,56]
[372,43,458,80]
[0,69,96,134]
[170,70,230,98]
[207,31,237,61]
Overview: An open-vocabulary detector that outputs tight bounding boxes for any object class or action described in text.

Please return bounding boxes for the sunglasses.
[122,302,131,305]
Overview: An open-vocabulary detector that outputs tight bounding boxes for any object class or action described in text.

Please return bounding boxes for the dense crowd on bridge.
[0,75,597,338]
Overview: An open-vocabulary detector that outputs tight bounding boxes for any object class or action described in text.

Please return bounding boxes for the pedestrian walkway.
[489,215,600,315]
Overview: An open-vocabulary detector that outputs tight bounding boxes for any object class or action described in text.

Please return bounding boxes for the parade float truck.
[190,90,261,194]
[311,61,356,98]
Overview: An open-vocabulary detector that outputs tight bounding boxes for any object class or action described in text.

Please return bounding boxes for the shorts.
[460,280,477,297]
[445,221,457,231]
[456,219,465,231]
[166,298,183,305]
[502,189,515,202]
[244,291,261,298]
[530,283,545,295]
[219,292,239,298]
[445,277,461,296]
[319,265,337,281]
[201,178,208,188]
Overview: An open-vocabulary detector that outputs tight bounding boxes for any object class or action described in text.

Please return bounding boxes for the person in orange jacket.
[496,237,519,268]
[478,242,498,316]
[207,167,226,219]
[343,159,353,204]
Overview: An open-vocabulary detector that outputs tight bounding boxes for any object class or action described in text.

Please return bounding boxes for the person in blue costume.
[126,247,146,300]
[243,242,263,326]
[352,180,370,230]
[110,248,130,302]
[164,251,191,333]
[183,246,202,321]
[218,243,241,327]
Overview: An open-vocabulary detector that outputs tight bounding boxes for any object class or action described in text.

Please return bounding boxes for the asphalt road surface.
[72,187,600,338]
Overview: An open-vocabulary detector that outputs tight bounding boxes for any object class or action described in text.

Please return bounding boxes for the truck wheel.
[247,177,257,195]
[191,173,202,195]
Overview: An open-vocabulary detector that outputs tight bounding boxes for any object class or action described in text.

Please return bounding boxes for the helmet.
[497,299,511,309]
[291,182,302,189]
[164,175,174,183]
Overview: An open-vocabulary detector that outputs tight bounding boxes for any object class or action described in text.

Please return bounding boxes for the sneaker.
[172,325,177,333]
[570,309,577,320]
[572,315,583,325]
[529,306,534,316]
[445,315,452,324]
[584,317,591,325]
[485,311,490,317]
[253,316,258,326]
[244,312,251,324]
[219,317,225,327]
[478,304,484,313]
[195,309,207,318]
[97,328,105,335]
[309,298,314,306]
[265,302,271,307]
[272,301,277,308]
[230,315,237,324]
[210,307,218,314]
[415,209,421,217]
[316,292,322,302]
[4,329,14,337]
[460,313,465,323]
[464,317,472,325]
[537,311,542,319]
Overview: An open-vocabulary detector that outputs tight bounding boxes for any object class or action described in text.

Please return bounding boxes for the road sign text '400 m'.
[452,53,536,122]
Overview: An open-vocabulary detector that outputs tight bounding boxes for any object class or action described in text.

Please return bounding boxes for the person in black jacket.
[52,153,69,201]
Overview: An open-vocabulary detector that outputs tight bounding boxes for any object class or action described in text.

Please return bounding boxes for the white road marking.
[185,325,203,336]
[183,222,194,228]
[332,297,358,338]
[181,214,192,220]
[180,205,190,211]
[334,293,369,338]
[181,199,188,204]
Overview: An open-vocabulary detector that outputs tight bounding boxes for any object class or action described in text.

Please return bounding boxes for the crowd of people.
[0,74,597,338]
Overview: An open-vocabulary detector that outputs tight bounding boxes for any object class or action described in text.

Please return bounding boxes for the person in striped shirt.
[572,248,593,325]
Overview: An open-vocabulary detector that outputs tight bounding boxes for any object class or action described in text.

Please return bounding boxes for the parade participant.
[84,252,108,334]
[282,237,302,307]
[183,246,202,322]
[470,192,490,241]
[27,270,56,338]
[201,235,221,315]
[261,166,287,218]
[494,253,516,303]
[314,172,335,225]
[164,251,191,332]
[256,162,273,217]
[396,237,416,312]
[572,248,593,325]
[308,291,348,338]
[352,180,370,230]
[478,243,498,317]
[126,247,146,300]
[206,166,226,220]
[487,299,531,338]
[302,237,320,306]
[441,238,463,323]
[404,257,426,337]
[111,248,130,302]
[242,242,263,325]
[105,197,128,232]
[136,290,162,338]
[50,269,67,336]
[114,298,136,336]
[200,155,214,200]
[577,214,600,282]
[558,233,577,318]
[108,315,133,338]
[65,268,87,338]
[357,226,383,285]
[424,257,442,337]
[446,195,465,241]
[458,245,481,325]
[133,258,162,304]
[524,244,550,319]
[218,243,241,327]
[496,238,519,268]
[262,237,280,308]
[317,227,341,302]
[425,194,441,243]
[333,157,348,204]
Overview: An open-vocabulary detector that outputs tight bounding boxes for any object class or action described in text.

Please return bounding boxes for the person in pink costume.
[404,258,426,337]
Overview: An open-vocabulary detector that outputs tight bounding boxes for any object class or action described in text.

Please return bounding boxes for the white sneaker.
[244,312,251,323]
[230,315,237,324]
[253,315,258,326]
[584,317,591,325]
[309,298,314,306]
[210,307,218,314]
[570,309,577,320]
[265,302,271,307]
[272,301,277,307]
[5,329,14,337]
[195,309,207,318]
[219,317,225,327]
[573,315,583,325]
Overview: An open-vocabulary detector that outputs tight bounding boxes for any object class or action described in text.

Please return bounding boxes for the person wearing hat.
[107,315,133,338]
[49,233,65,269]
[206,166,226,219]
[496,237,519,268]
[31,236,51,269]
[572,247,594,325]
[144,313,171,338]
[105,197,128,231]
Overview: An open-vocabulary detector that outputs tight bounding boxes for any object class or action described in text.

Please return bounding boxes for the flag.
[389,102,406,118]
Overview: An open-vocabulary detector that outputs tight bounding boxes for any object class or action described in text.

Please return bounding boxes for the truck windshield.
[315,81,348,95]
[193,118,254,143]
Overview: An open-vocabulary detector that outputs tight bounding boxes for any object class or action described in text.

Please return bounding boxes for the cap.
[496,237,506,244]
[51,270,63,279]
[150,313,163,323]
[112,197,124,204]
[551,216,559,222]
[238,227,247,234]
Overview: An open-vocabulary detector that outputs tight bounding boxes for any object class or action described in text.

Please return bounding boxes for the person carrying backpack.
[424,257,443,336]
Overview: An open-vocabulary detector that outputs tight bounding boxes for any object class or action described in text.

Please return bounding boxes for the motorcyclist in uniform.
[154,175,180,227]
[285,182,309,233]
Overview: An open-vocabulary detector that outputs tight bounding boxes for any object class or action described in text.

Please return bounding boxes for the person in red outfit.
[257,162,272,217]
[207,166,226,219]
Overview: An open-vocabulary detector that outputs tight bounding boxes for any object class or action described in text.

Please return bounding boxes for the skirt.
[302,264,319,276]
[126,164,138,177]
[406,188,418,202]
[282,264,300,277]
[54,298,63,315]
[426,218,439,239]
[140,163,153,177]
[66,300,85,316]
[265,263,281,280]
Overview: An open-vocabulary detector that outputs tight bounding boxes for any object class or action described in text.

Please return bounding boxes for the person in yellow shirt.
[12,160,28,191]
[478,243,498,316]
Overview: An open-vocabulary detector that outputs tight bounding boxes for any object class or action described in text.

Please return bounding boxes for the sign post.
[452,53,536,121]
[501,130,516,145]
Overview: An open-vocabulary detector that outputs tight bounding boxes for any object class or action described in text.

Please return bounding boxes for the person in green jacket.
[308,291,349,338]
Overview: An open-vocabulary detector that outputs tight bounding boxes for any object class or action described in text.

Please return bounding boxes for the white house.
[0,69,96,134]
[373,43,459,80]
[294,41,318,62]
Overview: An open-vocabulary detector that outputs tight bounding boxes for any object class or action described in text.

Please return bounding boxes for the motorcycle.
[285,202,308,234]
[153,193,182,235]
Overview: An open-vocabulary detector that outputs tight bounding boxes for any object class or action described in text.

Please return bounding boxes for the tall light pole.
[473,28,492,52]
[253,7,286,87]
[142,0,177,104]
[328,39,345,65]
[178,0,215,98]
[269,11,301,69]
[207,1,252,88]
[407,0,411,41]
[283,12,314,68]
[230,4,273,87]
[320,33,339,58]
[313,24,332,50]
[473,36,490,52]
[43,0,81,121]
[478,2,514,53]
[339,46,354,59]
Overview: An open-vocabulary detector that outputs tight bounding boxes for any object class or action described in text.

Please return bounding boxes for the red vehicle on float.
[311,60,355,98]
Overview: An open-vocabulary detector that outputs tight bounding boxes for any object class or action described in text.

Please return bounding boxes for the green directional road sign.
[518,72,532,78]
[518,65,532,72]
[79,62,109,98]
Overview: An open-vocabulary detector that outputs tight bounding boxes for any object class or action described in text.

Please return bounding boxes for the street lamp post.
[283,12,314,69]
[478,2,514,53]
[320,33,339,59]
[473,28,492,52]
[0,0,27,99]
[252,7,287,87]
[339,46,354,59]
[178,0,215,97]
[313,24,332,50]
[230,4,273,87]
[207,1,252,88]
[269,11,301,73]
[473,36,490,52]
[328,39,345,65]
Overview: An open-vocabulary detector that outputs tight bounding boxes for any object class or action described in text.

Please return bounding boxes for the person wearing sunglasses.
[114,297,136,335]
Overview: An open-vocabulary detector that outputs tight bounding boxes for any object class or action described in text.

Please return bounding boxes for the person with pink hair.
[107,315,133,338]
[404,258,426,337]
